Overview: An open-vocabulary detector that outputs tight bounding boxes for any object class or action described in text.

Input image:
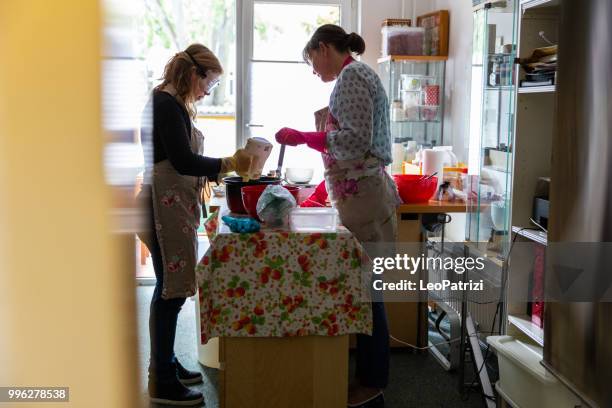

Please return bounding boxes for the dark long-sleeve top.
[141,90,222,179]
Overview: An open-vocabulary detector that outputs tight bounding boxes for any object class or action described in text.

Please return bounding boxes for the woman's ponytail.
[345,32,366,55]
[303,24,366,61]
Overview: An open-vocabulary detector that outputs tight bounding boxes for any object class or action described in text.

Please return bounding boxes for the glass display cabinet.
[378,56,447,173]
[466,0,518,259]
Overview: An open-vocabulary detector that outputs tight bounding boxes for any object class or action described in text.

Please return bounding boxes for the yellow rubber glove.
[221,149,254,181]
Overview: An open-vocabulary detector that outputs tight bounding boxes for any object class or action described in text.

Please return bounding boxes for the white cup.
[244,137,273,180]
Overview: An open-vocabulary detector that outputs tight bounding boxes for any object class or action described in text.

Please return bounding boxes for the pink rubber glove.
[275,128,327,152]
[275,128,305,146]
[300,181,329,207]
[302,131,327,153]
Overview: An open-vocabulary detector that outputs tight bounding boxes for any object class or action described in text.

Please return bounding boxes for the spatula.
[276,144,286,179]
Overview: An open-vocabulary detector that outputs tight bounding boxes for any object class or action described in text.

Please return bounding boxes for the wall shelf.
[511,226,548,246]
[508,314,544,346]
[518,85,556,94]
[521,0,559,11]
[378,55,449,64]
[473,0,512,12]
[483,164,511,173]
[391,120,442,124]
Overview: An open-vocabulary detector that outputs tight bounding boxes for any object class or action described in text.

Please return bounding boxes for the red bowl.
[393,174,438,203]
[223,176,281,214]
[241,185,300,222]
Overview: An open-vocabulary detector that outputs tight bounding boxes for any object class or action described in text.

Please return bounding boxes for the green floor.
[137,286,485,408]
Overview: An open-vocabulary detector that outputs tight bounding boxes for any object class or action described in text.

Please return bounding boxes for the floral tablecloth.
[195,210,372,344]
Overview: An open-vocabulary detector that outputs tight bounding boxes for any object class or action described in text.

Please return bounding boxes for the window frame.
[236,0,358,147]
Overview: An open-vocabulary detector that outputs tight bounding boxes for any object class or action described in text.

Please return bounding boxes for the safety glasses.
[186,51,221,93]
[206,78,220,93]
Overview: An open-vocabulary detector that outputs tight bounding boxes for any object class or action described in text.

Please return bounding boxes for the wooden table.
[197,202,370,408]
[389,200,468,348]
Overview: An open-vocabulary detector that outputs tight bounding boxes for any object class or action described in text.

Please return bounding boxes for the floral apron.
[321,112,401,244]
[141,117,205,300]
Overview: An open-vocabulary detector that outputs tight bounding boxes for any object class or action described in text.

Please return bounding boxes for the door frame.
[236,0,358,147]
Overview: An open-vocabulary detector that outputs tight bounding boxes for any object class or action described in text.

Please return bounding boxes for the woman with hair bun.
[275,24,399,408]
[139,43,253,405]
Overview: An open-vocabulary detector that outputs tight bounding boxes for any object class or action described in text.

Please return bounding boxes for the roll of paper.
[422,149,445,188]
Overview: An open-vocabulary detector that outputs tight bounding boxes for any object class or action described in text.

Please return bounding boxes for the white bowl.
[285,168,314,184]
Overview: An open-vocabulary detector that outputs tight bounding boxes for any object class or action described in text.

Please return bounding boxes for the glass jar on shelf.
[401,90,421,121]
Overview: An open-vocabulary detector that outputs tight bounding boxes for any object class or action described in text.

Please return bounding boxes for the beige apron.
[141,111,205,299]
[324,155,399,244]
[315,107,400,244]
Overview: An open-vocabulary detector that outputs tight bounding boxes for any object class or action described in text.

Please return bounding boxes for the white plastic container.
[487,336,581,408]
[289,207,338,233]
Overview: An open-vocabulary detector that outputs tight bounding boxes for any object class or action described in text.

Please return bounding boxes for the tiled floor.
[136,284,485,408]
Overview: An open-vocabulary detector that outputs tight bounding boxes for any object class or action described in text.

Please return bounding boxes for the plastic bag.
[221,215,260,233]
[256,185,297,228]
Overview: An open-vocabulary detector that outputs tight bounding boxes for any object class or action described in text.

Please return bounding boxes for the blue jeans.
[355,300,390,389]
[146,191,186,383]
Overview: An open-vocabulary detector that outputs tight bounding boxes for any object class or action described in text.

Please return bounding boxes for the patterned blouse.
[326,60,392,165]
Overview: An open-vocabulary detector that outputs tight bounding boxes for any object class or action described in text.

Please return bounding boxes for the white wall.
[358,0,474,163]
[432,0,473,163]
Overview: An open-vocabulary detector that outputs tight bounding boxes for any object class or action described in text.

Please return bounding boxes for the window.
[139,0,238,158]
[239,0,355,183]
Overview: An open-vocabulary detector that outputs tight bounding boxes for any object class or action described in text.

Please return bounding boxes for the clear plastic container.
[401,74,423,91]
[381,20,424,56]
[401,90,421,121]
[419,105,440,121]
[289,208,338,233]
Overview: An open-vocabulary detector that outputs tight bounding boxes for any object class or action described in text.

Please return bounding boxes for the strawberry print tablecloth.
[195,211,372,344]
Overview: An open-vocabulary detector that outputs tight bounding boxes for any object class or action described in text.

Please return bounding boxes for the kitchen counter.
[390,200,469,349]
[210,195,469,215]
[398,200,468,214]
